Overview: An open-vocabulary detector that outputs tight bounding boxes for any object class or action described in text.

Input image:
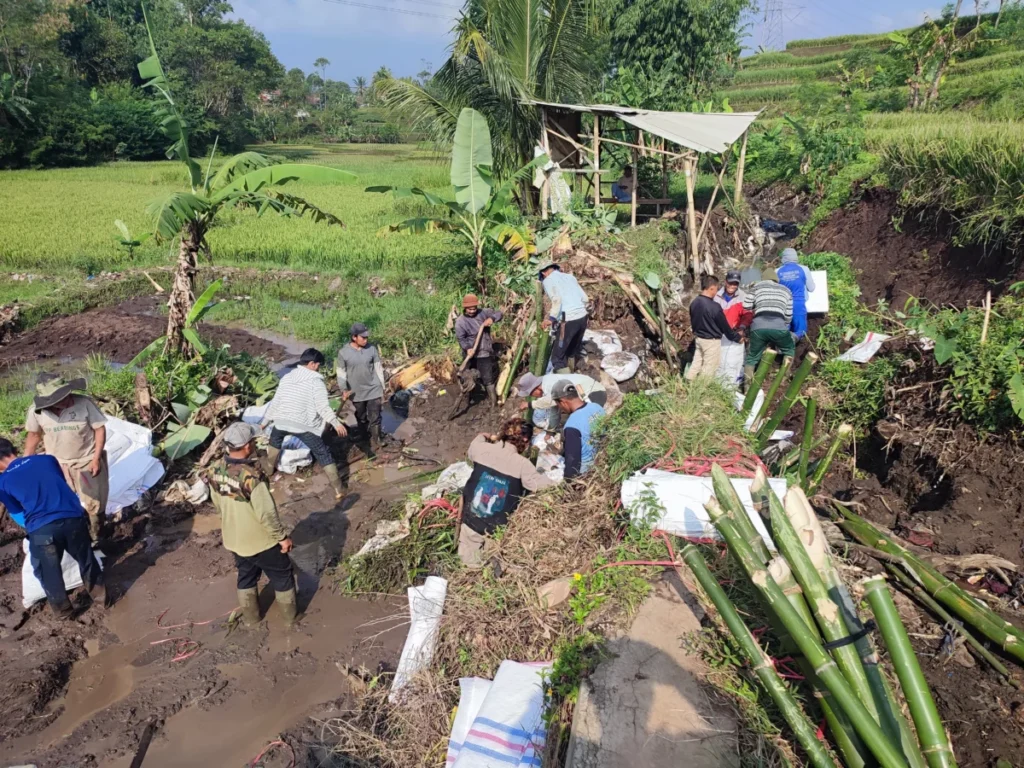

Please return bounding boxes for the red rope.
[150,637,202,662]
[156,608,234,630]
[249,740,296,768]
[649,438,767,479]
[417,498,459,523]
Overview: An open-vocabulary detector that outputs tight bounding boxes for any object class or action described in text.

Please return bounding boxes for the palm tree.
[136,7,354,356]
[353,76,368,105]
[377,0,597,179]
[314,57,330,109]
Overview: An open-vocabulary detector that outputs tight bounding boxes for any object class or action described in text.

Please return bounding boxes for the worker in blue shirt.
[539,261,590,373]
[552,380,605,479]
[0,438,105,618]
[777,248,816,339]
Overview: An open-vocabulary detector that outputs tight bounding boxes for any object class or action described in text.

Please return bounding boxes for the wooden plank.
[684,155,700,277]
[734,129,749,207]
[630,140,638,228]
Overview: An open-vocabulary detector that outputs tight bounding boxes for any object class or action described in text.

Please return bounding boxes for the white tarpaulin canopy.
[527,99,761,155]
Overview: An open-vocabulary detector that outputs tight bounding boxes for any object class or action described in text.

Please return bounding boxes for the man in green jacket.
[209,422,299,629]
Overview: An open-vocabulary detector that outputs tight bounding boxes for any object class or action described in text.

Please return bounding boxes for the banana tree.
[367,108,545,293]
[136,5,355,356]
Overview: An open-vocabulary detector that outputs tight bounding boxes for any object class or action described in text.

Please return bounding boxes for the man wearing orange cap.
[455,294,503,407]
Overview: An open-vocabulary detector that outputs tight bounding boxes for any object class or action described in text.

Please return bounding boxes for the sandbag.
[601,351,641,382]
[21,539,105,609]
[583,329,623,357]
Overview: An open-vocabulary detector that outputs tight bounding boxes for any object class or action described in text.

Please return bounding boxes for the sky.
[229,0,950,85]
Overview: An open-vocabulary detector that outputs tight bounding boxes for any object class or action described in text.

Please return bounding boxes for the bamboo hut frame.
[531,101,760,277]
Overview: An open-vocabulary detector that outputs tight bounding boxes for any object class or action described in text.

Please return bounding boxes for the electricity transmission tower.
[760,0,786,51]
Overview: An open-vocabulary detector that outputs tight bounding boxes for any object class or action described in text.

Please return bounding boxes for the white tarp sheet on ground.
[621,468,783,549]
[390,575,448,701]
[806,270,830,314]
[446,661,551,768]
[104,415,165,517]
[241,404,313,474]
[836,332,891,363]
[21,539,105,609]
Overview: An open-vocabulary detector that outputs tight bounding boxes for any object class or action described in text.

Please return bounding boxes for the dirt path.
[0,384,509,767]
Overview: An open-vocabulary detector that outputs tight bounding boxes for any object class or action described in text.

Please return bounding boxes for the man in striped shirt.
[262,348,348,500]
[742,268,795,383]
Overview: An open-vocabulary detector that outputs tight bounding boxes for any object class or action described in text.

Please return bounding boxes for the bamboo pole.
[711,464,771,565]
[752,356,793,431]
[808,424,853,493]
[682,546,839,768]
[799,397,817,488]
[684,154,700,277]
[705,500,910,768]
[836,509,1024,662]
[592,113,601,207]
[660,140,668,218]
[734,130,749,207]
[579,133,691,160]
[696,155,730,246]
[541,110,551,221]
[884,563,1018,685]
[630,139,639,228]
[741,348,778,418]
[981,290,992,345]
[654,287,676,369]
[863,576,959,768]
[499,319,534,402]
[756,353,819,448]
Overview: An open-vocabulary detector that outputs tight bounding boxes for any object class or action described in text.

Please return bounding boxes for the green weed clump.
[879,119,1024,253]
[802,252,899,431]
[599,378,748,480]
[799,153,884,239]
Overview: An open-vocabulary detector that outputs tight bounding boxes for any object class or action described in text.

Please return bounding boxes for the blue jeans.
[28,516,103,610]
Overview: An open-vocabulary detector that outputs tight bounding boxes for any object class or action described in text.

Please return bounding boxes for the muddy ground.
[0,296,289,367]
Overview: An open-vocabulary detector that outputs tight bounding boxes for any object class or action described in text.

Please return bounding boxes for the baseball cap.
[551,379,579,400]
[223,422,259,449]
[349,322,369,338]
[725,270,741,284]
[516,373,543,398]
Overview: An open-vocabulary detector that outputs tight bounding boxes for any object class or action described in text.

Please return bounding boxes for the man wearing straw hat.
[24,373,109,546]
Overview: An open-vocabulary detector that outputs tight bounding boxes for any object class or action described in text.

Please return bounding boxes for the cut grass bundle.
[599,378,749,481]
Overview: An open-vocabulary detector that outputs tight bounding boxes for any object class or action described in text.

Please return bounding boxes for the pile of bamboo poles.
[684,464,958,768]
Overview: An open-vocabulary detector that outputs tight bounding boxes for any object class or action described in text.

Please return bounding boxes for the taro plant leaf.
[189,384,212,406]
[186,279,224,326]
[162,422,212,460]
[1009,372,1024,423]
[451,107,493,214]
[170,401,194,423]
[644,272,662,291]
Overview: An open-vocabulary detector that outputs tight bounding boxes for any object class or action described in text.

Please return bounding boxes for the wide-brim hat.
[537,260,559,279]
[34,373,87,411]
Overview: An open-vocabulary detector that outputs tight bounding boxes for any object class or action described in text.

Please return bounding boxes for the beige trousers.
[60,454,109,542]
[686,338,723,381]
[458,525,488,570]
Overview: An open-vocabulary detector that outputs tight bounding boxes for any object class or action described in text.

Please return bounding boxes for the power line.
[322,0,458,17]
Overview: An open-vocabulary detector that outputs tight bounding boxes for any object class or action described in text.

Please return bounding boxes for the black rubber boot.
[261,447,281,476]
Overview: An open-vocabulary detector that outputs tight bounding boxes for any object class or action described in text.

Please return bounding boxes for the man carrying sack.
[24,373,109,546]
[209,422,299,630]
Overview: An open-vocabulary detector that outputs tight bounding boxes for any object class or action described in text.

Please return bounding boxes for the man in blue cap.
[777,248,816,340]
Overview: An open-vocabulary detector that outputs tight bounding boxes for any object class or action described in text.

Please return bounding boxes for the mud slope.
[805,188,1024,308]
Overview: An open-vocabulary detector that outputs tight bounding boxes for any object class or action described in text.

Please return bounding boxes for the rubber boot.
[261,446,281,476]
[485,385,498,408]
[51,600,76,620]
[232,587,260,627]
[743,365,756,393]
[88,580,108,609]
[276,588,302,630]
[323,463,345,500]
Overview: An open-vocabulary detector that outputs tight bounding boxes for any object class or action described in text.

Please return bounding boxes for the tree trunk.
[996,0,1005,27]
[953,0,964,18]
[165,231,200,357]
[475,242,486,295]
[975,0,982,28]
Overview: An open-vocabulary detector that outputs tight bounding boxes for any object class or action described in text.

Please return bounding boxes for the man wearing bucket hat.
[454,294,504,408]
[538,261,589,374]
[742,267,795,383]
[337,322,388,453]
[514,372,606,431]
[209,422,299,630]
[24,373,109,546]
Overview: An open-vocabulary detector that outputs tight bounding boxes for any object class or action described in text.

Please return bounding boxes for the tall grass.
[880,120,1024,252]
[718,82,810,103]
[786,32,893,50]
[732,61,844,86]
[739,47,875,69]
[949,49,1024,76]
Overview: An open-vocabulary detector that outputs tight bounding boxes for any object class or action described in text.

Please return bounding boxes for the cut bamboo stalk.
[500,319,534,402]
[711,463,771,565]
[734,129,749,207]
[654,287,675,368]
[837,509,1024,663]
[762,484,879,722]
[884,563,1018,685]
[981,290,992,345]
[685,155,699,276]
[682,545,839,768]
[782,436,828,472]
[863,576,959,768]
[752,356,793,431]
[799,398,817,488]
[808,425,853,494]
[757,353,818,448]
[741,348,778,418]
[706,499,909,768]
